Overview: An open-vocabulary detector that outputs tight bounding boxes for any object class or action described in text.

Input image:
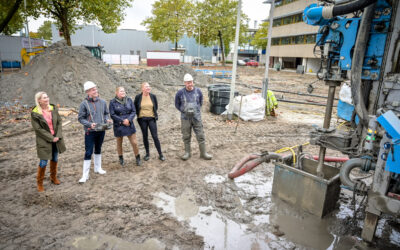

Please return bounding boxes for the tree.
[0,0,39,35]
[195,0,248,65]
[37,20,52,40]
[37,0,133,46]
[251,21,269,49]
[142,0,194,51]
[29,31,40,38]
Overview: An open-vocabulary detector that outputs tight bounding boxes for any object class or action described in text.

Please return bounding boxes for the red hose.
[228,154,260,177]
[312,155,349,162]
[228,157,264,179]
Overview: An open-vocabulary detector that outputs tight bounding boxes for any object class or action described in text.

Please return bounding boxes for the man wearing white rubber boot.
[78,81,112,183]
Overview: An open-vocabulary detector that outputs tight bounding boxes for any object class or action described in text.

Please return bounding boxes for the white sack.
[225,93,265,121]
[339,82,353,104]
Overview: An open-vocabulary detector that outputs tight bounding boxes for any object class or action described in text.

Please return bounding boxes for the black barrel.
[208,84,238,115]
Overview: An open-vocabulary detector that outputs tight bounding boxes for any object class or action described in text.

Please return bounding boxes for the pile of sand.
[0,40,212,108]
[115,64,213,89]
[0,40,124,108]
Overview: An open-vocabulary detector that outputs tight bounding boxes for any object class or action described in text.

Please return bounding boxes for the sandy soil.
[0,67,399,250]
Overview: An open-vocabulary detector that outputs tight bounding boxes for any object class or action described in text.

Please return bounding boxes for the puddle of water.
[153,188,271,249]
[69,233,165,250]
[233,166,357,250]
[155,168,399,249]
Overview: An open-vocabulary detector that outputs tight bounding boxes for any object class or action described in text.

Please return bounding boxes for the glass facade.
[273,13,303,27]
[275,0,298,7]
[271,34,316,46]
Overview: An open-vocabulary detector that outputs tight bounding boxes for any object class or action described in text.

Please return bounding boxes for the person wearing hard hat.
[78,81,112,183]
[175,73,212,160]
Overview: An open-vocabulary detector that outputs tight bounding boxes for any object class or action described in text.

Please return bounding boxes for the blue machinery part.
[303,0,392,81]
[377,111,400,173]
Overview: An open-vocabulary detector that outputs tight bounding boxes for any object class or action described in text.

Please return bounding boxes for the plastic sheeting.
[224,93,265,121]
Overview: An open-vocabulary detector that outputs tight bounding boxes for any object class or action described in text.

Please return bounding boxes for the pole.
[227,0,242,120]
[316,82,338,178]
[262,0,275,99]
[24,0,32,51]
[92,26,95,46]
[198,23,200,67]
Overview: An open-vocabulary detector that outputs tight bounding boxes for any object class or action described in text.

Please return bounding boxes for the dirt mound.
[0,40,125,108]
[0,41,212,108]
[115,64,213,90]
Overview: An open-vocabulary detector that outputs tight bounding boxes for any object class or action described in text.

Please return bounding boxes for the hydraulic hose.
[351,3,376,126]
[340,158,376,190]
[332,0,377,16]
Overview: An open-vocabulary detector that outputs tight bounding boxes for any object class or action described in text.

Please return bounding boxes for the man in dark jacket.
[175,74,212,160]
[78,81,111,183]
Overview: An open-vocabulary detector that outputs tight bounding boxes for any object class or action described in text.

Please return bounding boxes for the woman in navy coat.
[109,87,141,166]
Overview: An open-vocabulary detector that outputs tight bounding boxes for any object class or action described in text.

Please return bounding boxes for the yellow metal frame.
[20,46,46,66]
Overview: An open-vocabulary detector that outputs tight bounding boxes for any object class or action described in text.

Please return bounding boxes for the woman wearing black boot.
[134,82,165,162]
[109,87,141,166]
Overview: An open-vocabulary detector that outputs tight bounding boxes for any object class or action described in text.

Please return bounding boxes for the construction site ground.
[1,65,399,250]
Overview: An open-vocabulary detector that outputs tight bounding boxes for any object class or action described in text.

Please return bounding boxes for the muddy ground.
[0,67,399,250]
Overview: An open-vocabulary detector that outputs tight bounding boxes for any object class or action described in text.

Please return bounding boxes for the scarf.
[115,96,127,105]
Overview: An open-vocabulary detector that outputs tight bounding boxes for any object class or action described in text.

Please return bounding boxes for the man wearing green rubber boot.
[175,74,212,161]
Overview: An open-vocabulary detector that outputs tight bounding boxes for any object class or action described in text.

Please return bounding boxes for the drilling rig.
[270,0,399,243]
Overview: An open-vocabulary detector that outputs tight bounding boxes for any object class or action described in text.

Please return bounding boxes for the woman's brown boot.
[50,161,60,185]
[37,166,46,192]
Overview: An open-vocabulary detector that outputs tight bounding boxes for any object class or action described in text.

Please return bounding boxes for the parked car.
[237,59,246,66]
[243,58,251,63]
[246,60,259,67]
[192,57,204,66]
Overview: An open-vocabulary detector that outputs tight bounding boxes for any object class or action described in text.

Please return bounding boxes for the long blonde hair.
[34,91,47,114]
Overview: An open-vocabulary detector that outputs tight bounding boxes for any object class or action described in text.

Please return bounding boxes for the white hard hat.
[183,73,193,82]
[83,81,97,91]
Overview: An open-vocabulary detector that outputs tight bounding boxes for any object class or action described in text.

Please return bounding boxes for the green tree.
[251,21,269,49]
[195,0,248,65]
[29,31,39,38]
[0,0,39,35]
[142,0,194,51]
[37,0,133,46]
[37,20,52,40]
[1,0,132,46]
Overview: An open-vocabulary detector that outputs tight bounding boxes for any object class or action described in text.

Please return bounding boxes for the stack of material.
[208,84,238,115]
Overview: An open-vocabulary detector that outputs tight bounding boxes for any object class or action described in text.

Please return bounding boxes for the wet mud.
[0,68,399,249]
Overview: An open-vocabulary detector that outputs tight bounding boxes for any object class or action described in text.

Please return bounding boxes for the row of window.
[271,34,316,45]
[273,13,303,27]
[275,0,298,7]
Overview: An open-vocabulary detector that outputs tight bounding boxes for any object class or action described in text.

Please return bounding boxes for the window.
[275,0,298,8]
[273,12,304,27]
[294,13,303,23]
[273,19,282,27]
[294,35,304,44]
[281,37,292,45]
[271,34,317,46]
[306,34,316,44]
[272,38,280,45]
[283,16,292,25]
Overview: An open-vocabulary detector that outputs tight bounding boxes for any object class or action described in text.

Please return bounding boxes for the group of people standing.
[31,73,212,192]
